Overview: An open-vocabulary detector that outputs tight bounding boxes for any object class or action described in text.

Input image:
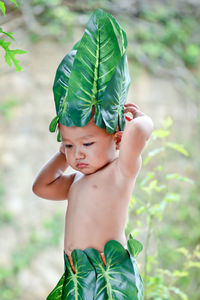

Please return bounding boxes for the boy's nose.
[75,147,85,160]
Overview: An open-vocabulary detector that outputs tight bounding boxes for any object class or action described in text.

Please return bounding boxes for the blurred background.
[0,0,199,299]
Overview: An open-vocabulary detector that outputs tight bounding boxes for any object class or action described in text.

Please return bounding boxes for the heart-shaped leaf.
[127,234,143,257]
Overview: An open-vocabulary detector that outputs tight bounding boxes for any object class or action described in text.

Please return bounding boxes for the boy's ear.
[114,131,123,150]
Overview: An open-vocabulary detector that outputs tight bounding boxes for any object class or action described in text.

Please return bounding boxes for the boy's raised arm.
[32,147,75,200]
[118,103,154,178]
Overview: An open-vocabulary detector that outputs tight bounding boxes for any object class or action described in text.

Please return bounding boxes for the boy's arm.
[32,146,75,200]
[118,103,154,178]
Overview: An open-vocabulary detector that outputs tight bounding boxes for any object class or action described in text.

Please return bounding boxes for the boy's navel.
[92,184,98,189]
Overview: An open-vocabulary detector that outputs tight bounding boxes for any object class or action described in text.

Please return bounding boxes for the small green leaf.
[127,234,143,257]
[129,196,136,208]
[176,247,189,258]
[152,129,170,139]
[143,147,165,165]
[57,130,61,142]
[187,261,200,269]
[149,202,166,219]
[140,172,155,187]
[164,193,180,203]
[147,180,157,190]
[136,205,147,215]
[0,28,15,40]
[166,142,189,156]
[0,38,27,71]
[166,173,194,184]
[12,49,26,54]
[49,115,59,132]
[169,287,188,300]
[157,268,174,277]
[173,270,188,277]
[0,1,6,15]
[162,116,173,129]
[9,0,19,7]
[141,179,158,194]
[155,184,166,192]
[154,165,163,171]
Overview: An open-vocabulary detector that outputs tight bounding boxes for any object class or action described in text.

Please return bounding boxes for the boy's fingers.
[124,103,140,109]
[124,108,138,113]
[125,115,132,121]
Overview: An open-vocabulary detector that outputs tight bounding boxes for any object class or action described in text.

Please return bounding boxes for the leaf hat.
[49,9,131,141]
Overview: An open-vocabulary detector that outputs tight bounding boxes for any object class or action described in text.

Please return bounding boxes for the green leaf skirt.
[46,238,144,300]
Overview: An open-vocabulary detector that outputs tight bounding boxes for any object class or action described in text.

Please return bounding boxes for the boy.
[32,9,153,300]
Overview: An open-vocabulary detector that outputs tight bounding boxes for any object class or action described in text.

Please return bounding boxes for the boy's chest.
[67,163,134,212]
[69,170,120,200]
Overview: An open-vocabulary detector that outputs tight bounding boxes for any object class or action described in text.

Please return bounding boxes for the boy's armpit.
[32,173,76,201]
[118,154,142,180]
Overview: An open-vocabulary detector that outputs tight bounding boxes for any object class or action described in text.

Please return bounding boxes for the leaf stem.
[144,215,153,300]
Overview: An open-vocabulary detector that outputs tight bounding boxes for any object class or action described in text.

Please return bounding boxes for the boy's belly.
[64,174,132,256]
[64,213,127,256]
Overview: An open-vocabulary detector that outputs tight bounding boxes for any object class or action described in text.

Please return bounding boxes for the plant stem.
[144,215,153,300]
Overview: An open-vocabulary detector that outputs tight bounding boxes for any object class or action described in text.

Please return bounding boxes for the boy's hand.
[124,103,145,121]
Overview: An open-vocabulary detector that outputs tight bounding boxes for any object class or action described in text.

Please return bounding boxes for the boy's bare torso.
[64,158,138,256]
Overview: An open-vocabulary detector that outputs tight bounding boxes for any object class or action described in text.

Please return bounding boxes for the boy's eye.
[65,144,72,148]
[84,142,94,146]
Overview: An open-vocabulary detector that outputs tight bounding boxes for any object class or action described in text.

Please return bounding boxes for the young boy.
[32,9,153,300]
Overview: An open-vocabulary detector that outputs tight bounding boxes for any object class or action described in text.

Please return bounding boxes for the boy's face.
[59,119,119,175]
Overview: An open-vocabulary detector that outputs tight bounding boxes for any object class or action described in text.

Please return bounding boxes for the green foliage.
[128,234,143,257]
[0,0,18,15]
[128,5,200,72]
[126,116,198,299]
[0,98,19,120]
[0,209,64,300]
[145,245,200,300]
[0,174,14,225]
[30,0,77,42]
[0,37,26,71]
[0,1,6,15]
[47,236,143,300]
[0,1,26,71]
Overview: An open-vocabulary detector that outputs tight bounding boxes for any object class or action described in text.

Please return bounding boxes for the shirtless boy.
[33,104,153,255]
[32,104,153,299]
[32,8,153,300]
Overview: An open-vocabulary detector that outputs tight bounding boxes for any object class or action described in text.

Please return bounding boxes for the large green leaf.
[47,249,96,300]
[46,236,144,300]
[46,272,65,300]
[62,249,96,299]
[50,40,81,126]
[84,240,140,299]
[100,53,130,133]
[50,9,130,136]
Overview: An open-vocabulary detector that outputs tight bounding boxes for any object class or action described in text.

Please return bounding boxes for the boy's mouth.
[76,163,88,169]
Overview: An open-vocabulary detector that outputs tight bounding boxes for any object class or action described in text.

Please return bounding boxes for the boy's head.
[58,118,122,175]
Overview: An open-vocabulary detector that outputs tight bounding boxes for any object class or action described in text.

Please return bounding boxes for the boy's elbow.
[32,181,43,197]
[32,182,39,196]
[146,117,154,140]
[134,116,154,140]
